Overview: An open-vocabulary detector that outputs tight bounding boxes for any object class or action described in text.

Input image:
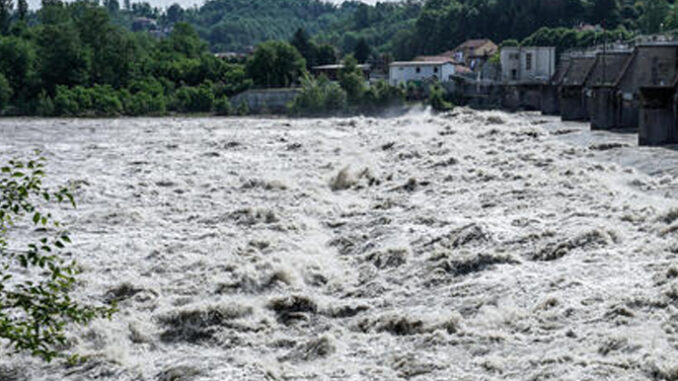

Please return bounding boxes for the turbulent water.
[1,110,678,380]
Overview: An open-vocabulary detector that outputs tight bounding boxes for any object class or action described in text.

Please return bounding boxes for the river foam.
[1,110,678,380]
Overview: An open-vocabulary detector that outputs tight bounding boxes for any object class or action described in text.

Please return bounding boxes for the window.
[434,67,439,73]
[511,69,517,80]
[509,53,519,60]
[525,53,532,71]
[416,67,421,73]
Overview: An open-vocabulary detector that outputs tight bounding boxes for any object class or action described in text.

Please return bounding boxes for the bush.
[0,156,114,362]
[35,91,54,116]
[236,100,249,116]
[0,74,12,114]
[429,85,453,112]
[174,82,214,113]
[214,96,232,115]
[289,74,347,115]
[54,86,80,116]
[90,85,123,116]
[363,80,405,109]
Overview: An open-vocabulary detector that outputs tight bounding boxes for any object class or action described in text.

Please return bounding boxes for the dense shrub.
[0,73,11,114]
[89,85,123,116]
[363,80,405,109]
[429,85,453,112]
[35,91,54,116]
[173,82,215,113]
[289,74,347,115]
[214,96,233,115]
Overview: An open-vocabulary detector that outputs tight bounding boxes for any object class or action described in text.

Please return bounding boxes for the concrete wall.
[638,87,678,146]
[560,86,588,121]
[502,84,542,111]
[540,85,559,115]
[501,47,556,82]
[590,87,617,130]
[639,108,676,145]
[230,89,301,113]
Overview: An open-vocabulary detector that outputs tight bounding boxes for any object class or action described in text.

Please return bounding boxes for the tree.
[37,23,90,92]
[589,0,620,27]
[0,0,11,35]
[166,3,183,24]
[353,37,371,63]
[640,0,669,33]
[17,0,27,21]
[338,54,365,102]
[353,3,370,28]
[290,28,314,68]
[103,0,119,14]
[0,155,114,362]
[314,44,336,66]
[246,41,306,88]
[163,22,207,59]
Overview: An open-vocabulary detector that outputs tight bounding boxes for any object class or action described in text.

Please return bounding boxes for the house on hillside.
[447,39,498,71]
[501,46,556,83]
[388,60,469,86]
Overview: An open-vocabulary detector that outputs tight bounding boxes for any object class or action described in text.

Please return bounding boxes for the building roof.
[455,39,495,50]
[616,44,678,88]
[550,58,571,85]
[390,61,455,67]
[561,56,596,87]
[584,52,632,87]
[312,64,370,70]
[413,55,456,63]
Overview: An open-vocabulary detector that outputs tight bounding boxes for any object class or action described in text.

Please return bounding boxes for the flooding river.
[1,110,678,380]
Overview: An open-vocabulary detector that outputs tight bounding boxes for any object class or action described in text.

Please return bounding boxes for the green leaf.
[33,213,41,225]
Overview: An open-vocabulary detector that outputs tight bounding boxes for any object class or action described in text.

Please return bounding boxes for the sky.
[26,0,390,10]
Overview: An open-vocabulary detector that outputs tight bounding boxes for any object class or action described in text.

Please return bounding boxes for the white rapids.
[1,109,678,380]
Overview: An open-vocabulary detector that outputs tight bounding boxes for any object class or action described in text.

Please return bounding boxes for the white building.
[388,61,459,86]
[500,46,556,82]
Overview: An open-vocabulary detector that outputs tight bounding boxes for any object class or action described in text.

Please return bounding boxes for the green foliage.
[0,156,114,362]
[35,91,54,116]
[290,28,337,68]
[429,84,453,112]
[640,0,669,34]
[236,100,249,115]
[0,73,10,113]
[0,0,11,35]
[246,41,306,88]
[289,74,347,115]
[520,26,633,54]
[353,38,370,64]
[214,95,232,115]
[174,82,215,113]
[183,0,348,53]
[338,54,365,101]
[363,79,405,109]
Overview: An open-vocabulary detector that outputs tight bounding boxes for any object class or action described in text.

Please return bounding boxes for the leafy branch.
[0,154,114,362]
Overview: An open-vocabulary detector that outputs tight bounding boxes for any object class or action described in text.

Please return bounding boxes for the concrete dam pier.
[452,42,678,146]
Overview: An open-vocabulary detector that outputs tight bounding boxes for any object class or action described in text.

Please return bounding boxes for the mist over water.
[1,110,678,380]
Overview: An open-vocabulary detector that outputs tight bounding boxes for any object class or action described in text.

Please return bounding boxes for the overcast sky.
[27,0,390,10]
